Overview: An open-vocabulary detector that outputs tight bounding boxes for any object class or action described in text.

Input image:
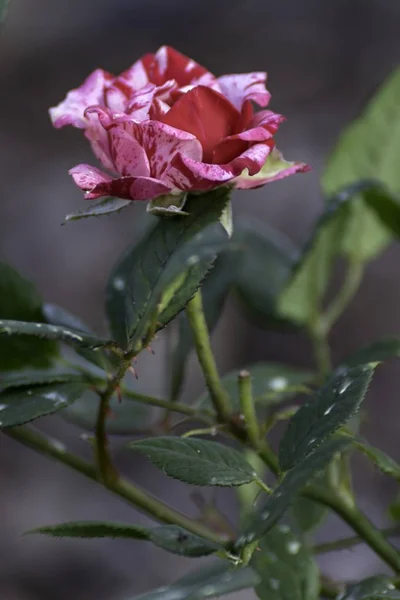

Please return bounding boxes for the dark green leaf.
[237,439,350,546]
[170,248,239,401]
[130,563,261,600]
[63,197,132,222]
[355,439,400,482]
[252,525,319,600]
[28,521,218,557]
[233,220,299,328]
[105,189,230,350]
[199,363,313,412]
[0,381,87,427]
[279,364,375,471]
[389,497,400,521]
[340,576,400,600]
[362,185,400,239]
[0,368,86,392]
[62,390,154,435]
[43,303,109,369]
[291,494,327,535]
[129,437,257,486]
[0,262,58,371]
[343,338,400,367]
[0,319,115,351]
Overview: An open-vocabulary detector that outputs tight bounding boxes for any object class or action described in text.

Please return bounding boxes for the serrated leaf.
[0,319,115,351]
[322,68,400,261]
[170,248,239,401]
[130,563,261,600]
[355,439,400,482]
[340,576,400,600]
[279,365,375,471]
[0,262,58,371]
[199,363,313,412]
[0,368,87,392]
[252,525,319,600]
[343,338,400,367]
[129,437,257,486]
[0,381,87,427]
[105,189,230,350]
[28,521,218,557]
[237,439,350,546]
[62,390,154,435]
[233,219,299,329]
[64,197,132,222]
[43,303,109,369]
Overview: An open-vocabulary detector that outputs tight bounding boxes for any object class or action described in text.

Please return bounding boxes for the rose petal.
[161,86,239,162]
[108,121,150,177]
[217,72,271,110]
[140,46,211,87]
[49,69,113,129]
[234,148,310,189]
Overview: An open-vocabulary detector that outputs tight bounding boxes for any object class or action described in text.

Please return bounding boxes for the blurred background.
[0,0,400,598]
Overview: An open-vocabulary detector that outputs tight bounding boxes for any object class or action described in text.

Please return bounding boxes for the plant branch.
[238,370,260,449]
[4,426,225,545]
[313,526,400,554]
[185,290,231,421]
[121,387,214,422]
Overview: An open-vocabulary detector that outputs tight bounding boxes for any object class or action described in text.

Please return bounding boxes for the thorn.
[129,365,139,379]
[116,385,122,404]
[146,345,155,355]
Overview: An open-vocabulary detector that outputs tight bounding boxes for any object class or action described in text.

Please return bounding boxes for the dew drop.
[308,437,317,445]
[338,378,351,394]
[0,404,7,411]
[27,390,33,396]
[269,377,287,392]
[261,510,270,521]
[187,255,199,266]
[113,277,126,291]
[49,439,67,453]
[324,405,334,416]
[210,477,217,484]
[270,579,280,591]
[278,524,290,533]
[287,540,300,554]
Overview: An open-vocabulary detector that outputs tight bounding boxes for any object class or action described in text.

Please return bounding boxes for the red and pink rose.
[50,46,308,203]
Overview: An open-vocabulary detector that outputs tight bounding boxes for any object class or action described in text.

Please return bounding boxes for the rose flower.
[50,46,308,203]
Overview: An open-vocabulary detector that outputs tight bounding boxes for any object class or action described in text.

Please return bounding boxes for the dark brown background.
[0,1,399,598]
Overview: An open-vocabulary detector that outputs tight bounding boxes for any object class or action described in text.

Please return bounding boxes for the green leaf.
[0,381,87,427]
[62,390,154,435]
[105,188,230,350]
[252,525,319,600]
[170,248,239,401]
[233,219,299,328]
[129,563,261,600]
[277,191,352,326]
[237,148,308,188]
[147,192,188,216]
[129,437,257,486]
[0,262,58,371]
[199,363,313,412]
[322,68,400,260]
[43,303,109,369]
[0,368,87,392]
[339,576,400,600]
[28,521,218,557]
[343,338,400,367]
[290,493,327,535]
[279,364,375,471]
[237,438,350,546]
[354,439,400,482]
[0,319,115,351]
[63,197,132,223]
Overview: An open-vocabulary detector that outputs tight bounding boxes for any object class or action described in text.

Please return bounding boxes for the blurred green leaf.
[199,363,313,412]
[63,197,132,223]
[0,262,58,371]
[279,364,375,471]
[322,68,400,260]
[339,576,400,600]
[252,525,319,600]
[105,189,230,350]
[0,0,10,25]
[0,381,87,427]
[62,389,154,435]
[129,562,261,600]
[343,338,400,367]
[354,439,400,482]
[233,220,299,328]
[28,521,219,557]
[129,437,257,487]
[237,439,350,546]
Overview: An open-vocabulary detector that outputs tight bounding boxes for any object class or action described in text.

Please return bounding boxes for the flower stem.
[313,526,400,554]
[185,290,231,421]
[4,426,225,545]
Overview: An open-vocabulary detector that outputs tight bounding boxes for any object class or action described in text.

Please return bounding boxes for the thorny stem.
[95,354,134,484]
[185,290,231,421]
[4,426,224,545]
[238,370,260,450]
